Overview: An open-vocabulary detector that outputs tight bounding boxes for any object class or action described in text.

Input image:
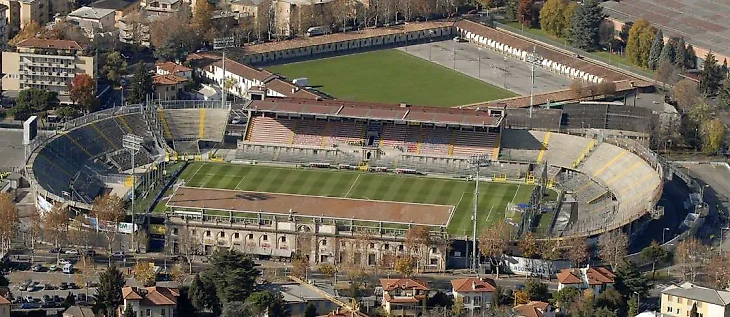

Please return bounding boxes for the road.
[398,40,572,97]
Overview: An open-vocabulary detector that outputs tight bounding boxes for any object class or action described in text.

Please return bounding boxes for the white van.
[62,264,73,274]
[307,27,326,37]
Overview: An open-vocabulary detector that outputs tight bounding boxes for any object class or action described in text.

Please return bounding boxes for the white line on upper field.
[234,176,247,190]
[345,174,360,198]
[510,185,521,203]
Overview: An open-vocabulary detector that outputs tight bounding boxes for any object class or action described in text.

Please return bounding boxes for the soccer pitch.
[265,49,516,107]
[170,162,534,235]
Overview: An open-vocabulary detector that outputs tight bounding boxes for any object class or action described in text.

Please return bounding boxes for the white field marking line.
[188,162,205,185]
[344,174,361,198]
[445,192,466,227]
[234,176,247,190]
[504,184,522,218]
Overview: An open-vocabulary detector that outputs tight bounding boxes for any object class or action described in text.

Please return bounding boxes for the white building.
[261,282,341,317]
[450,277,496,313]
[513,301,556,317]
[66,6,116,37]
[155,61,192,79]
[120,286,178,317]
[556,266,615,295]
[661,282,730,317]
[379,278,430,316]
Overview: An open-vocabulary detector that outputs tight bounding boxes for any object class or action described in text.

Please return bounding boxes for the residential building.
[141,0,179,16]
[556,266,615,295]
[192,54,321,100]
[228,0,259,19]
[120,286,179,317]
[152,73,187,100]
[88,0,141,27]
[0,296,9,317]
[262,282,340,317]
[661,282,730,317]
[2,38,96,96]
[0,5,8,50]
[155,61,192,79]
[118,10,165,46]
[62,306,94,317]
[513,301,556,317]
[379,278,429,316]
[0,0,72,36]
[66,6,116,37]
[450,277,496,313]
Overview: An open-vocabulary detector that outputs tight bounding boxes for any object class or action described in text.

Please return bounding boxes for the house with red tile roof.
[119,286,179,317]
[450,277,497,313]
[556,265,615,294]
[379,278,430,316]
[155,62,192,79]
[0,295,9,317]
[513,301,556,317]
[152,74,188,100]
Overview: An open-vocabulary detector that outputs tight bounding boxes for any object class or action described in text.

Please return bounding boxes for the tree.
[394,256,416,277]
[127,62,153,104]
[69,74,98,114]
[133,261,156,287]
[222,301,251,317]
[244,290,287,317]
[26,208,42,263]
[640,241,667,279]
[95,266,125,316]
[518,232,539,258]
[686,44,698,69]
[9,22,42,47]
[11,88,60,120]
[570,79,586,100]
[539,0,568,37]
[404,225,431,273]
[176,286,198,317]
[192,0,214,40]
[318,263,337,283]
[304,303,317,317]
[150,11,202,62]
[672,79,701,113]
[594,287,624,313]
[564,237,588,267]
[189,273,220,313]
[562,2,579,40]
[514,290,530,305]
[647,29,663,69]
[102,52,127,86]
[699,51,723,96]
[292,256,309,279]
[719,77,730,109]
[478,221,512,278]
[123,304,135,317]
[625,19,655,67]
[504,0,519,21]
[597,81,617,97]
[452,296,465,316]
[700,118,725,155]
[567,0,605,51]
[91,194,124,259]
[0,193,18,253]
[675,37,688,69]
[43,204,69,263]
[552,286,579,311]
[656,60,679,89]
[204,249,260,304]
[524,279,549,302]
[598,231,629,270]
[658,37,676,65]
[613,261,649,302]
[517,0,536,27]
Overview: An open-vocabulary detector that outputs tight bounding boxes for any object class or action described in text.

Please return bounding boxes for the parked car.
[59,282,68,290]
[20,303,39,309]
[31,264,43,272]
[43,284,53,290]
[23,296,34,303]
[52,295,61,303]
[68,282,78,289]
[49,248,62,253]
[59,259,71,265]
[65,249,80,255]
[49,264,58,272]
[84,249,96,256]
[111,251,125,258]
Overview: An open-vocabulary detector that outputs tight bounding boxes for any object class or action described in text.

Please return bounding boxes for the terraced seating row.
[451,130,498,157]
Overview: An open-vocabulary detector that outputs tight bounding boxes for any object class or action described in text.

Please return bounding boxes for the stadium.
[24,93,663,269]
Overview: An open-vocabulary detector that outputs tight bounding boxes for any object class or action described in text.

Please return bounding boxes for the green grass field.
[168,162,534,235]
[266,49,516,107]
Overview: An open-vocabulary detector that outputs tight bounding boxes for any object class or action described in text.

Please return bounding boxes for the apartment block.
[661,282,730,317]
[0,0,72,38]
[0,5,8,49]
[2,38,96,96]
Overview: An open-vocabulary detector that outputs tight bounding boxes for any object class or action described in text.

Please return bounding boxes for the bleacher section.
[31,114,154,200]
[537,132,593,168]
[246,116,500,159]
[162,108,228,141]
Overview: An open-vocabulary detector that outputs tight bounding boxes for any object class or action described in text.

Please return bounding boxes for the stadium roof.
[246,98,503,128]
[168,187,453,226]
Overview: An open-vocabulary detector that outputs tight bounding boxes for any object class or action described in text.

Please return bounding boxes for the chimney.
[472,281,477,290]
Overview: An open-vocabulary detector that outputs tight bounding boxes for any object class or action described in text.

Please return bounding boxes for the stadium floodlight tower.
[526,46,543,121]
[214,36,236,106]
[468,154,490,273]
[123,133,143,250]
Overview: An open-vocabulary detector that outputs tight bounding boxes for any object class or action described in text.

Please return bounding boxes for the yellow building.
[0,0,72,38]
[2,38,96,96]
[661,282,730,317]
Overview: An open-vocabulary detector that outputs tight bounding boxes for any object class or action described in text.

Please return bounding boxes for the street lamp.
[662,227,670,244]
[468,154,490,273]
[428,30,434,61]
[123,134,143,252]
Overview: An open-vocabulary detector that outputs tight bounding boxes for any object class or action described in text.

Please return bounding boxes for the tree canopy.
[567,0,605,51]
[69,74,98,114]
[127,63,154,104]
[95,266,125,316]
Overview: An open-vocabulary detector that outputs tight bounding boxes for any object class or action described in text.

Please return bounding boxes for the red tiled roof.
[16,38,83,50]
[556,269,582,284]
[513,301,550,317]
[247,98,503,127]
[122,287,143,300]
[122,286,178,305]
[450,278,496,293]
[586,267,615,285]
[155,61,192,74]
[379,278,429,291]
[0,296,10,305]
[153,74,187,85]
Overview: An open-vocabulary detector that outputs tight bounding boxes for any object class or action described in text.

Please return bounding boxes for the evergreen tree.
[658,38,676,65]
[304,303,317,317]
[504,0,519,21]
[124,304,136,317]
[127,62,154,104]
[63,292,76,309]
[244,291,288,317]
[723,58,728,76]
[699,52,723,96]
[189,273,220,314]
[517,0,536,27]
[177,286,198,317]
[614,261,650,302]
[205,249,261,304]
[675,37,688,69]
[647,29,664,70]
[719,77,730,109]
[686,44,698,69]
[690,302,699,317]
[95,266,125,317]
[567,0,606,51]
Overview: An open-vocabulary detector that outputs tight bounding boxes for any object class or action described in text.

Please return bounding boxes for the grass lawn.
[166,162,534,235]
[266,49,516,107]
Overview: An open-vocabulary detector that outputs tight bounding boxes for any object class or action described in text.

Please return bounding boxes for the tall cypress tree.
[127,62,154,104]
[674,37,688,69]
[699,52,722,96]
[95,266,125,317]
[647,29,664,70]
[567,0,606,51]
[719,77,730,109]
[658,38,676,65]
[686,44,698,69]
